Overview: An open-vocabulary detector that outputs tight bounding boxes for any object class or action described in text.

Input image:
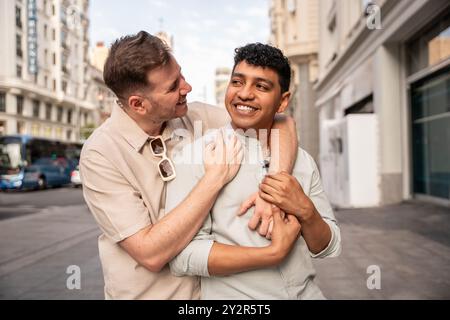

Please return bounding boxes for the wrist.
[202,172,226,191]
[299,207,319,225]
[264,243,284,266]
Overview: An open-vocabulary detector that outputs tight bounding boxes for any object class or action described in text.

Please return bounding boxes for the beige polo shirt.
[79,102,229,300]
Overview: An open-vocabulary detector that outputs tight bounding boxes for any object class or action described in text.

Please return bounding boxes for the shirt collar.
[110,104,188,152]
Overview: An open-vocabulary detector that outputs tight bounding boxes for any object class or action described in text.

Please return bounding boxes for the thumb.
[285,214,297,224]
[238,192,257,216]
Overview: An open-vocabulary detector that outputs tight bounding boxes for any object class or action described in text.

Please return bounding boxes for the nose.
[180,78,192,95]
[237,84,254,101]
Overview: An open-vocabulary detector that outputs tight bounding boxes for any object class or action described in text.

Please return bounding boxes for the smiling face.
[144,55,192,121]
[225,60,290,133]
[127,55,192,124]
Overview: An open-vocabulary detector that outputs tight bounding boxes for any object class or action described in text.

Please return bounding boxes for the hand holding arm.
[259,172,332,255]
[207,207,301,276]
[238,115,298,237]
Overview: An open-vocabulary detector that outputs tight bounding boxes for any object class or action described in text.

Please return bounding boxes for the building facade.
[215,67,231,107]
[269,0,320,162]
[0,0,104,142]
[315,0,450,207]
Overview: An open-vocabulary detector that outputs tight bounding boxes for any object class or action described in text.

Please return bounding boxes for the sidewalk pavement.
[313,201,450,299]
[0,199,449,299]
[0,204,103,299]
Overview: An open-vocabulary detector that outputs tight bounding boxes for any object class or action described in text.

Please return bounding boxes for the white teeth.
[236,105,256,112]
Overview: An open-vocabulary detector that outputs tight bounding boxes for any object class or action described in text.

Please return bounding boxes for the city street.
[0,187,449,300]
[0,188,103,299]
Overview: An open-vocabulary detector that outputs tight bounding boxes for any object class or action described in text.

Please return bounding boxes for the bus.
[0,135,82,190]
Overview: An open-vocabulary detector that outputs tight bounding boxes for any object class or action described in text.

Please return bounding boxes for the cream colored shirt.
[80,102,229,299]
[167,126,342,299]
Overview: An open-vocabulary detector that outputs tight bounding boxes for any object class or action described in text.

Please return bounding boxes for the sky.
[89,0,271,105]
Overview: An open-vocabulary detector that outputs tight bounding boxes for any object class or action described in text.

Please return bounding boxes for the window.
[61,30,68,48]
[53,79,56,90]
[411,67,450,200]
[0,93,6,113]
[44,24,48,39]
[67,109,72,124]
[56,127,62,139]
[16,6,22,29]
[31,123,40,136]
[61,53,69,74]
[53,52,56,65]
[57,106,63,122]
[66,130,72,141]
[44,126,52,138]
[52,28,56,41]
[16,34,22,57]
[16,96,24,115]
[408,12,450,75]
[44,76,48,88]
[33,100,40,118]
[287,0,296,13]
[17,121,26,134]
[45,103,52,120]
[16,65,22,78]
[52,5,55,16]
[62,81,68,93]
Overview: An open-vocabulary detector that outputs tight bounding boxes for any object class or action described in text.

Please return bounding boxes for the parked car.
[21,163,68,190]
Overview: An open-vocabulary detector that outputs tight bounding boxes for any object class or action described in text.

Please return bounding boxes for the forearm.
[270,115,298,173]
[207,242,280,276]
[138,175,223,269]
[300,209,332,254]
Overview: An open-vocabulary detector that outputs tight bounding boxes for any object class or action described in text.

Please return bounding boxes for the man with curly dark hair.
[167,43,341,299]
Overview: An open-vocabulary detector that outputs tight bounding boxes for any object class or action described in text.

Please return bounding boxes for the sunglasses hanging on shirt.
[150,136,176,182]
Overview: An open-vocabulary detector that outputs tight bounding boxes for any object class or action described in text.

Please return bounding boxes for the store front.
[408,13,450,203]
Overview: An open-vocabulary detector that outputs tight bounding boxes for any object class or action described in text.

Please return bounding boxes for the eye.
[169,81,179,92]
[256,83,269,91]
[230,79,243,86]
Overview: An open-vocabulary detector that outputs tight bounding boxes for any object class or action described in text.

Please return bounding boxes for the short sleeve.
[80,150,152,243]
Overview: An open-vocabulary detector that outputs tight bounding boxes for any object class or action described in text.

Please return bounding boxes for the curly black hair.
[233,43,291,93]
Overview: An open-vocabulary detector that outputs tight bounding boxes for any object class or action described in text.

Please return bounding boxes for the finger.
[203,143,214,164]
[259,190,277,205]
[264,173,286,182]
[266,220,273,240]
[235,148,244,164]
[231,144,244,165]
[214,130,225,163]
[258,218,270,236]
[259,182,280,198]
[272,207,283,223]
[248,211,261,230]
[261,175,285,190]
[285,214,300,226]
[238,192,257,216]
[226,136,241,164]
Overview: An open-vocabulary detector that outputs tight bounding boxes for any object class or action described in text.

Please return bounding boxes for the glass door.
[411,68,450,200]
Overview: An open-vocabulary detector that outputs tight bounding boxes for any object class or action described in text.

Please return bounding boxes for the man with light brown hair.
[80,31,299,299]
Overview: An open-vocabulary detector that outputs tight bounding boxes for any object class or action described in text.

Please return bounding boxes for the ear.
[276,91,291,113]
[128,95,146,115]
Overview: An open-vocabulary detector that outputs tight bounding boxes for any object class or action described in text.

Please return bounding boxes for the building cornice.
[0,78,97,110]
[314,0,449,102]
